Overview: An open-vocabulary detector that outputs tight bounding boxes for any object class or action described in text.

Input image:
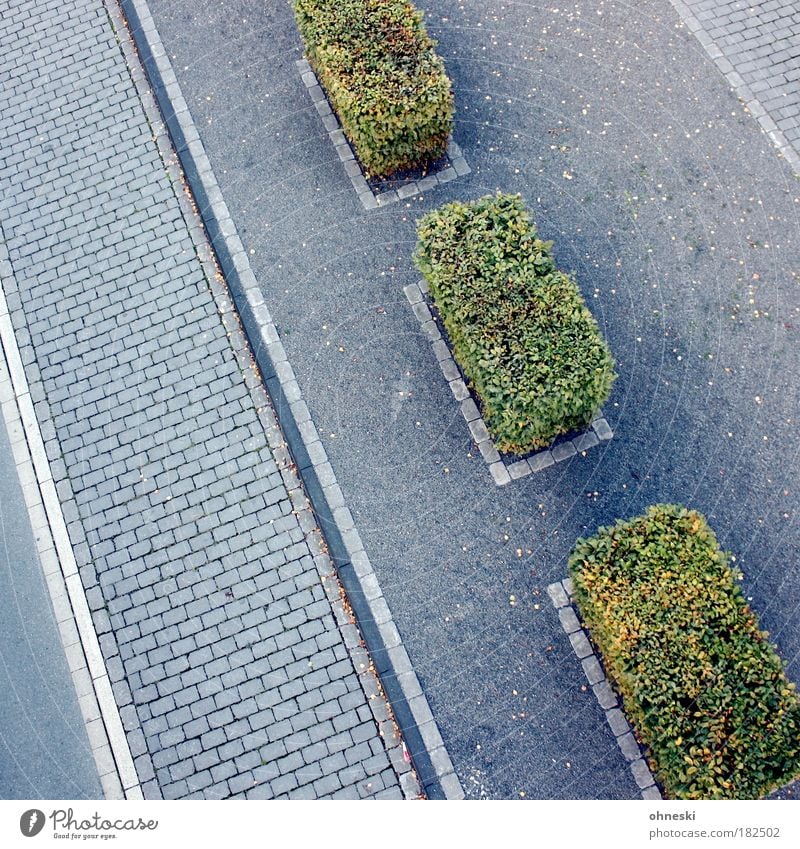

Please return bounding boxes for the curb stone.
[404,280,613,486]
[547,580,662,800]
[116,0,464,801]
[667,0,800,177]
[0,241,142,801]
[295,60,471,210]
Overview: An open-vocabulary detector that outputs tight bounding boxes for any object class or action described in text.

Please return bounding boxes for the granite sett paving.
[0,0,417,799]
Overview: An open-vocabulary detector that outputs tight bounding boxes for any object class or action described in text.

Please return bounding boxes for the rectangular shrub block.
[414,193,615,455]
[293,0,454,178]
[570,504,800,799]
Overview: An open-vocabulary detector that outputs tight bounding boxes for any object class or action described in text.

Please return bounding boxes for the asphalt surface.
[0,407,101,799]
[145,0,800,799]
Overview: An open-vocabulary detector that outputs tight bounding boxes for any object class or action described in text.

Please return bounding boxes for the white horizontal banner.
[1,799,797,848]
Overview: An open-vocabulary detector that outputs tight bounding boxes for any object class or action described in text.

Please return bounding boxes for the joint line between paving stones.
[115,0,464,801]
[667,0,800,177]
[0,238,142,801]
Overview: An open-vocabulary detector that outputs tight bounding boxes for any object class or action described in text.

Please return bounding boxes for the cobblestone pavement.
[145,0,800,799]
[675,0,800,155]
[0,0,416,799]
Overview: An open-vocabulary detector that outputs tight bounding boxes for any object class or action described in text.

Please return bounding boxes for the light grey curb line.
[115,0,464,800]
[667,0,800,177]
[0,248,142,801]
[295,59,471,210]
[547,579,662,800]
[404,279,614,486]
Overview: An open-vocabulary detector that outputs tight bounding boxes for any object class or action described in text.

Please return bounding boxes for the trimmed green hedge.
[570,504,800,799]
[414,194,615,454]
[292,0,454,178]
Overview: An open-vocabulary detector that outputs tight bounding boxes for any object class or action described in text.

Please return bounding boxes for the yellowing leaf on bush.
[568,505,800,800]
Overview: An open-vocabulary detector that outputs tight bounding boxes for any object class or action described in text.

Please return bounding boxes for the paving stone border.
[117,0,464,800]
[667,0,800,176]
[404,279,614,486]
[0,243,142,801]
[547,579,662,800]
[295,59,471,210]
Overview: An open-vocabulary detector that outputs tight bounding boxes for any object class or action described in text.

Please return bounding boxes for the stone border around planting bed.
[296,59,471,210]
[118,0,464,801]
[404,279,614,486]
[547,579,662,801]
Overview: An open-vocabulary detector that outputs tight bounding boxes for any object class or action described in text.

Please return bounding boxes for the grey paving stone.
[403,283,423,305]
[528,450,555,472]
[580,655,604,686]
[546,582,569,609]
[573,431,599,453]
[675,0,800,171]
[592,417,614,441]
[449,379,470,402]
[592,680,619,710]
[630,758,656,790]
[468,419,490,445]
[397,183,419,200]
[605,707,631,738]
[568,630,593,660]
[439,357,460,383]
[551,441,577,462]
[287,784,317,800]
[411,300,432,324]
[343,159,361,179]
[558,606,581,634]
[506,459,530,480]
[460,398,480,423]
[477,439,501,464]
[617,731,642,762]
[376,189,399,206]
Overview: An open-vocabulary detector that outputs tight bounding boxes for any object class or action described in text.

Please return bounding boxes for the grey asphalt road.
[145,0,800,799]
[0,412,101,799]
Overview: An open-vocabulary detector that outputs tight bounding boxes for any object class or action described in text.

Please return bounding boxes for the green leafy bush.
[570,504,800,799]
[414,193,615,454]
[293,0,454,177]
